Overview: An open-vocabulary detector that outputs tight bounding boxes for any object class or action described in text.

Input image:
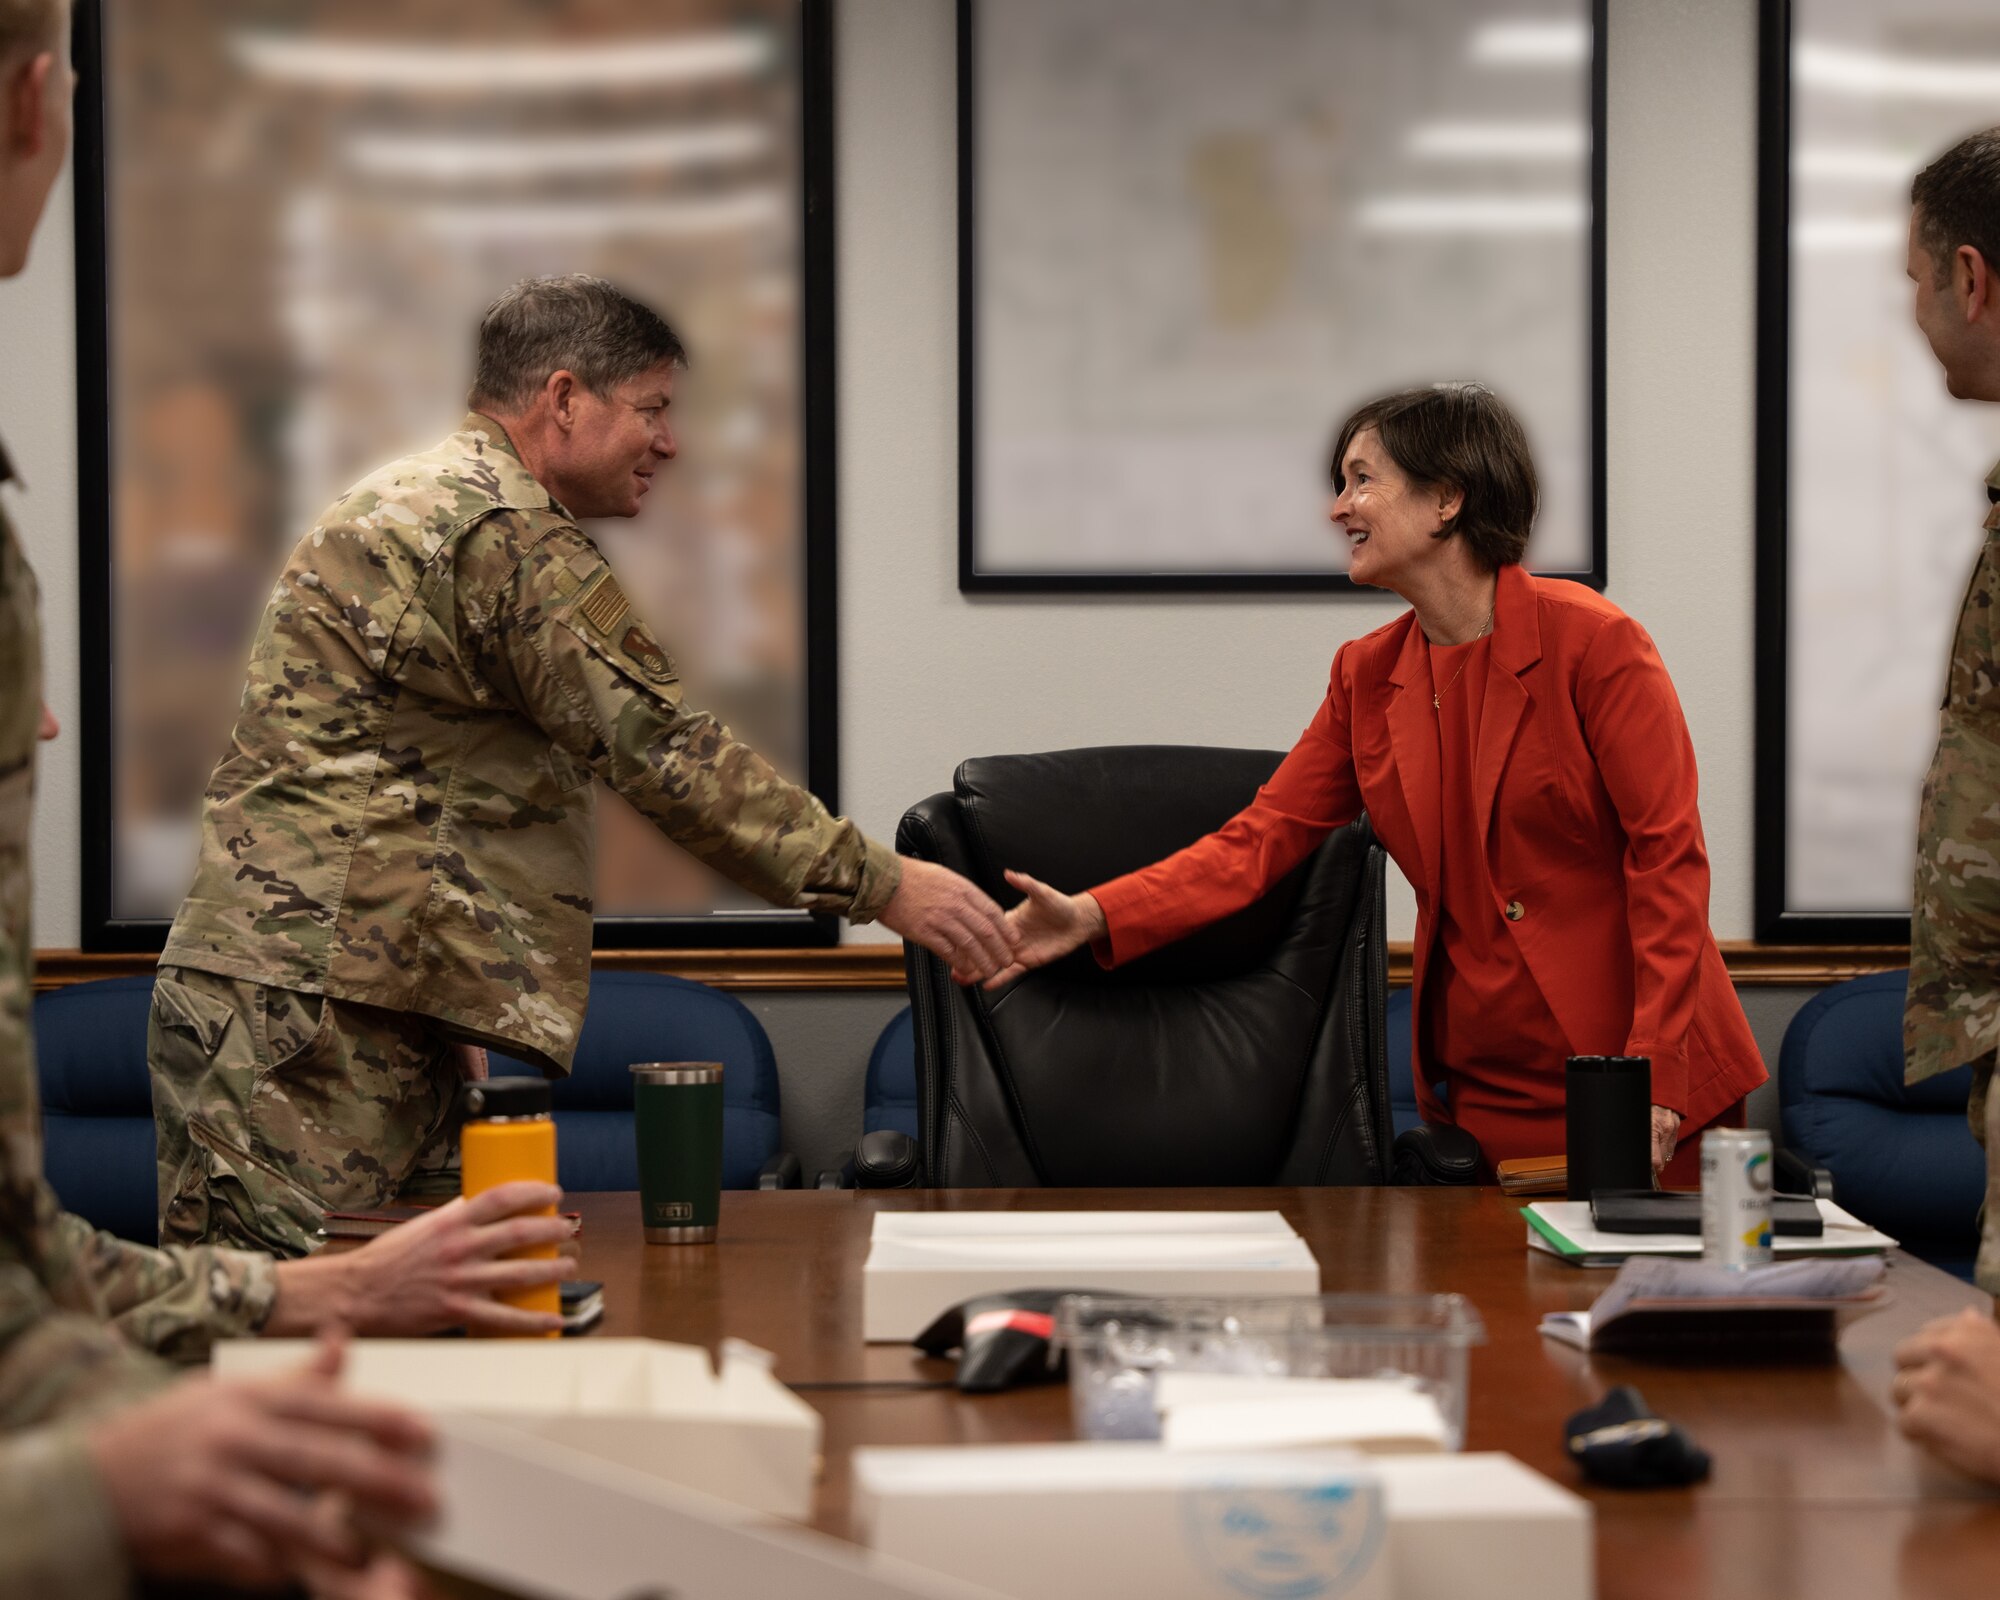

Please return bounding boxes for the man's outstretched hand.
[879,857,1018,983]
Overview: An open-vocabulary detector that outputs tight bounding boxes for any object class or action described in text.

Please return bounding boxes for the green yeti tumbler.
[631,1062,724,1244]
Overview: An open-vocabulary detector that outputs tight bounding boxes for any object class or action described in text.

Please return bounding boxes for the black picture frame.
[71,0,843,953]
[956,0,1610,596]
[1751,0,1907,943]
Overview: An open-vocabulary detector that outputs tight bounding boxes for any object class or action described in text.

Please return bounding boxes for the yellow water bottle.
[458,1079,561,1338]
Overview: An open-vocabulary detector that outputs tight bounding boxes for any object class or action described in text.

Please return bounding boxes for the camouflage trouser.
[148,967,460,1258]
[1975,1056,2000,1297]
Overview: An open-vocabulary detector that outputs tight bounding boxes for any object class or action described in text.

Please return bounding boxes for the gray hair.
[468,274,687,413]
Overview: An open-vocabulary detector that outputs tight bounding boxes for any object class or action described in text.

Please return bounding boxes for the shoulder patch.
[620,624,676,683]
[576,570,632,638]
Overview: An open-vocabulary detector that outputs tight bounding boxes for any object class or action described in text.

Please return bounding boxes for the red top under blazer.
[1091,563,1767,1139]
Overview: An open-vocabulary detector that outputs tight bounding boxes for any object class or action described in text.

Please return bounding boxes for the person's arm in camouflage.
[472,526,1016,976]
[0,1255,169,1429]
[0,1428,132,1600]
[37,1200,276,1364]
[482,525,901,917]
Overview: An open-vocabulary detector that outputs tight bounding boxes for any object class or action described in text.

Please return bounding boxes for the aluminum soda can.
[1700,1127,1774,1269]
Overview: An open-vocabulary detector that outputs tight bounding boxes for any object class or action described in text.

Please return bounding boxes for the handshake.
[877,859,1108,990]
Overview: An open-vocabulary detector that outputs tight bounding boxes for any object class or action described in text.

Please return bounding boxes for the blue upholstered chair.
[864,1007,920,1142]
[35,975,160,1244]
[33,970,794,1246]
[1386,988,1420,1140]
[1779,969,1985,1280]
[491,970,795,1191]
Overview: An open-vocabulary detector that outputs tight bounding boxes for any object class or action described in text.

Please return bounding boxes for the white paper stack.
[214,1336,820,1521]
[861,1210,1320,1341]
[854,1443,1391,1600]
[1156,1373,1451,1454]
[852,1443,1592,1600]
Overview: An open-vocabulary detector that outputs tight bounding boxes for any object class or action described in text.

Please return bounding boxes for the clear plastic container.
[1054,1292,1486,1448]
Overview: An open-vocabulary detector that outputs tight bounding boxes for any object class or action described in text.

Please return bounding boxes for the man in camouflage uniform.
[1902,130,2000,1299]
[153,272,1015,1257]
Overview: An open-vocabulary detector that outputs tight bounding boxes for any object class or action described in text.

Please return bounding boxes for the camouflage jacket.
[162,415,899,1073]
[0,1428,133,1598]
[1906,462,2000,1085]
[1,446,274,1370]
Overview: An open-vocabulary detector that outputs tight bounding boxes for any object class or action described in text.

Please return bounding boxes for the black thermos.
[1565,1055,1654,1200]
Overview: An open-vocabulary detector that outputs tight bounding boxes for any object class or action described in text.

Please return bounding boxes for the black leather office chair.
[889,746,1396,1188]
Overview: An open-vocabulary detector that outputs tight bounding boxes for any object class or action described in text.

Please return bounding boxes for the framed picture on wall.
[1754,0,2000,940]
[957,0,1608,594]
[73,0,842,952]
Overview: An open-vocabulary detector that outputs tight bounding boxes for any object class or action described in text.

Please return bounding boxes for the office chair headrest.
[947,745,1312,986]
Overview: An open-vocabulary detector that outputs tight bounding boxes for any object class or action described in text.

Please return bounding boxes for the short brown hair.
[1912,129,2000,288]
[1329,382,1538,571]
[0,0,64,61]
[469,274,687,414]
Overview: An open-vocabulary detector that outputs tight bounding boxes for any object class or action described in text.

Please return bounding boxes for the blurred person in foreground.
[152,272,1013,1256]
[3,3,448,1595]
[1893,127,2000,1481]
[987,383,1766,1183]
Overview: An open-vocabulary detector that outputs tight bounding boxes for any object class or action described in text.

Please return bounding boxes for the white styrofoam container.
[861,1211,1320,1342]
[411,1413,1013,1600]
[1373,1453,1594,1600]
[852,1444,1593,1600]
[854,1444,1390,1600]
[214,1337,819,1522]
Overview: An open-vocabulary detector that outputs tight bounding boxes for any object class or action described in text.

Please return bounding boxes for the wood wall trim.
[31,946,912,994]
[31,940,1911,994]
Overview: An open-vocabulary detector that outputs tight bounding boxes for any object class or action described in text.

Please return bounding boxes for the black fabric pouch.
[1565,1384,1712,1488]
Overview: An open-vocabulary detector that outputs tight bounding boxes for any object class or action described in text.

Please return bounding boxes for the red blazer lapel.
[1474,565,1545,843]
[1385,617,1441,892]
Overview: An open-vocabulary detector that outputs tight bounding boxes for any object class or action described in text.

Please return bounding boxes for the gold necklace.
[1431,611,1494,710]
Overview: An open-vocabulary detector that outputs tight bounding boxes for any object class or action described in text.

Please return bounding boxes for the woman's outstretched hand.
[982,871,1108,989]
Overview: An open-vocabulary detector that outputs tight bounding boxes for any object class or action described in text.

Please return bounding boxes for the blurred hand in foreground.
[1894,1306,2000,1484]
[86,1337,435,1591]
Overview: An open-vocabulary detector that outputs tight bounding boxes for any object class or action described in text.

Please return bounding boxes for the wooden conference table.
[566,1186,2000,1600]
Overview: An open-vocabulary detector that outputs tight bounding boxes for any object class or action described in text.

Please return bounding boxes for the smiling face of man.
[548,360,680,519]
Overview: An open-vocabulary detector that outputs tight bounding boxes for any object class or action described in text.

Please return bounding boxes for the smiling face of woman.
[1329,428,1461,593]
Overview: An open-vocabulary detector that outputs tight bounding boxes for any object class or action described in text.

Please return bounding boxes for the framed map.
[73,0,840,950]
[959,0,1606,592]
[1755,0,2000,938]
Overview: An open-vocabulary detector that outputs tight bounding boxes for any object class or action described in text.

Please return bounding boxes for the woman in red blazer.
[990,384,1765,1184]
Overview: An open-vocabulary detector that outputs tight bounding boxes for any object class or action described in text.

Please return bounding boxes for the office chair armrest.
[816,1158,854,1189]
[854,1130,923,1189]
[756,1153,803,1190]
[1774,1146,1833,1200]
[1391,1123,1483,1186]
